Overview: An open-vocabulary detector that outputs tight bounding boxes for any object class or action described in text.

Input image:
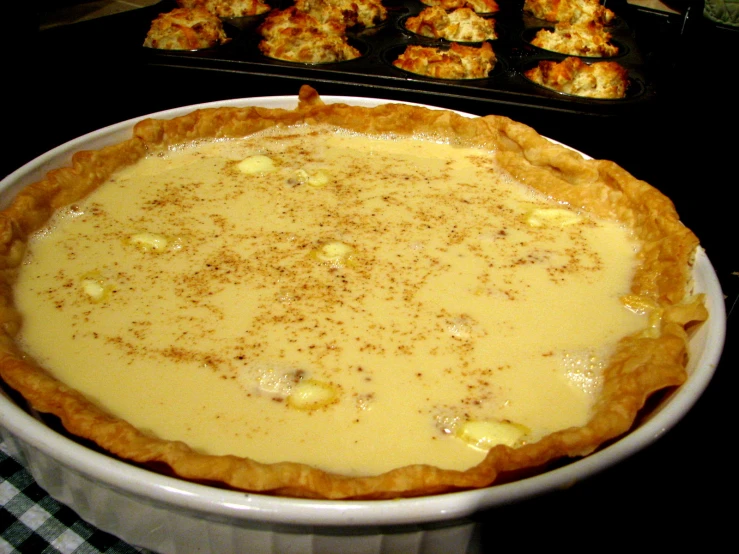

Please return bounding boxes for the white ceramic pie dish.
[0,96,726,554]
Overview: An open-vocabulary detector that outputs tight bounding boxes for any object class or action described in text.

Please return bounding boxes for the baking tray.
[137,0,656,117]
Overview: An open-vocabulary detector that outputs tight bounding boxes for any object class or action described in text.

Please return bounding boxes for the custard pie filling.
[13,126,647,475]
[0,89,704,498]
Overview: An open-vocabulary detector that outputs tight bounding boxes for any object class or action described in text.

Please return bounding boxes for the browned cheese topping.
[420,0,500,14]
[525,56,629,98]
[405,7,498,42]
[176,0,272,17]
[257,6,361,63]
[393,42,496,79]
[143,7,231,50]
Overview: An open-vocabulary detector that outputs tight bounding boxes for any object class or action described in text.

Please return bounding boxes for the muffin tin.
[139,0,655,116]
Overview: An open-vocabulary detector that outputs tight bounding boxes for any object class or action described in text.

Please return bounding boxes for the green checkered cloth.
[704,0,739,26]
[0,441,149,554]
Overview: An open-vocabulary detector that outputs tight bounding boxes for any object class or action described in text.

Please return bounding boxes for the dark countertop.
[2,1,736,549]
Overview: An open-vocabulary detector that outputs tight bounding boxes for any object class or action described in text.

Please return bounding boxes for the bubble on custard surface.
[276,288,298,304]
[445,314,485,340]
[561,349,605,395]
[235,361,306,399]
[434,411,463,435]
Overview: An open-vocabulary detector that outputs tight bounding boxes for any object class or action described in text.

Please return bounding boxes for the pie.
[143,7,230,50]
[393,42,496,79]
[0,86,707,500]
[405,7,498,42]
[525,57,629,98]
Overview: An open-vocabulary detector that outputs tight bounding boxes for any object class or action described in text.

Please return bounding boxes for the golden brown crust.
[176,0,272,17]
[143,7,230,50]
[0,85,706,499]
[524,0,615,25]
[525,56,629,98]
[276,0,387,29]
[257,7,360,63]
[420,0,499,14]
[342,0,388,28]
[317,0,388,28]
[393,42,496,79]
[531,21,618,57]
[405,7,497,42]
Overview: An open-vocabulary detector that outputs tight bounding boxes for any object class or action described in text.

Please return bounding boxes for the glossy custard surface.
[14,126,646,475]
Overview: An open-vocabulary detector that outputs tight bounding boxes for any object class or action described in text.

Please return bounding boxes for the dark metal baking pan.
[135,0,656,117]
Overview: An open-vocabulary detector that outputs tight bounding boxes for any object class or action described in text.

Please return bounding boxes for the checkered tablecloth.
[0,441,147,554]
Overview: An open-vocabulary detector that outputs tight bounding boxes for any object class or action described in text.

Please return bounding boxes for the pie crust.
[0,86,706,499]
